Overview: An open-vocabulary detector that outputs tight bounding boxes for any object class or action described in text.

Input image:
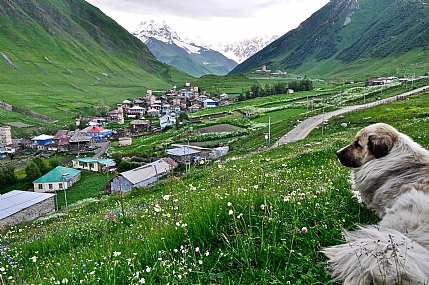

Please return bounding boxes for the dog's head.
[336,123,399,168]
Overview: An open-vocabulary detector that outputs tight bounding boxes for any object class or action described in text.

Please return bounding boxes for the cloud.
[85,0,329,42]
[87,0,288,20]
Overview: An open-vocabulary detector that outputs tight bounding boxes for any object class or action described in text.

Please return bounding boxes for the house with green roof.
[72,157,115,173]
[33,166,81,193]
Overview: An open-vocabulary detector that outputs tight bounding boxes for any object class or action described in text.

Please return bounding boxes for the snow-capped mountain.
[132,20,278,76]
[133,20,237,77]
[210,35,280,64]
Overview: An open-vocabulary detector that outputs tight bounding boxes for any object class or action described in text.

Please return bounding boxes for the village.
[0,84,231,226]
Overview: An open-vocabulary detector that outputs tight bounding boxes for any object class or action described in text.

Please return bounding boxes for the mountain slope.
[230,0,429,79]
[0,0,192,128]
[133,20,237,77]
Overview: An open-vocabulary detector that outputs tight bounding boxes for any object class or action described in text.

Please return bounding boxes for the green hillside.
[1,86,429,284]
[0,0,193,130]
[230,0,429,80]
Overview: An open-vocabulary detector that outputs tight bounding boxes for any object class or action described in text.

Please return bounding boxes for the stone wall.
[0,197,55,227]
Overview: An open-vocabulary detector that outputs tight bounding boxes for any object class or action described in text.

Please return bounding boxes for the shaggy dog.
[323,123,429,285]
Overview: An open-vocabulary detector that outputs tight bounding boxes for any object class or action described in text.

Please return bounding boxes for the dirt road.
[272,85,429,147]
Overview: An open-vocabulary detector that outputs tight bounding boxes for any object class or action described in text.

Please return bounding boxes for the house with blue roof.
[72,157,116,173]
[33,166,81,193]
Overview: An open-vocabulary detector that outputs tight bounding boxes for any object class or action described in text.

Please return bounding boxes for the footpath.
[271,85,429,148]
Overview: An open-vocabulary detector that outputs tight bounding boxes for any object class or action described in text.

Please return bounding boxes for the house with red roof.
[86,126,112,142]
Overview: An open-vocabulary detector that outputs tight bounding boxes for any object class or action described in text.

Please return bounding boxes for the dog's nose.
[336,149,343,158]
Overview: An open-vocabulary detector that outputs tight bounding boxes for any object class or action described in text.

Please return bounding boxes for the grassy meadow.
[1,83,429,284]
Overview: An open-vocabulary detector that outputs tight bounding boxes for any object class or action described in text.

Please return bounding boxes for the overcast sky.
[85,0,330,42]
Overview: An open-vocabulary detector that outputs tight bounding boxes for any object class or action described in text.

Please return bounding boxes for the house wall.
[111,174,166,192]
[111,177,134,192]
[73,161,101,172]
[0,197,55,227]
[33,173,80,193]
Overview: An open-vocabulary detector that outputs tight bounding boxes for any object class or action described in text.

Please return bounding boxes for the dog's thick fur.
[323,123,429,285]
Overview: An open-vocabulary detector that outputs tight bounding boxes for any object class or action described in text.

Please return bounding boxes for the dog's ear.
[368,134,394,158]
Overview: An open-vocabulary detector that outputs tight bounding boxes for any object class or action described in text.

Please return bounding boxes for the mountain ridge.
[230,0,429,79]
[132,20,279,77]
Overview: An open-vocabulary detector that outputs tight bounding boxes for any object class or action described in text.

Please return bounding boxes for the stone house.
[0,190,55,227]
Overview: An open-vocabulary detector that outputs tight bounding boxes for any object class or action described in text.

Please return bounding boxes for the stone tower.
[117,104,124,125]
[0,126,12,146]
[193,86,199,100]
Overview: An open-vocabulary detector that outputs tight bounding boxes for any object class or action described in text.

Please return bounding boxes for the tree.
[49,157,62,168]
[25,162,42,182]
[117,160,139,172]
[0,165,17,187]
[32,157,51,175]
[112,153,123,166]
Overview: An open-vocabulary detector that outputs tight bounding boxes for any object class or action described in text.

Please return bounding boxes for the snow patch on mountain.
[132,20,278,63]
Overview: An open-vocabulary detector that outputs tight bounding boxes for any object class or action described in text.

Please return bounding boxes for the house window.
[38,184,43,190]
[49,184,53,190]
[59,183,63,189]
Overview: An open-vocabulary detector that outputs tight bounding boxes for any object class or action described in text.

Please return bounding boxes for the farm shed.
[110,158,177,193]
[33,166,81,193]
[166,146,201,163]
[0,190,55,227]
[118,137,132,147]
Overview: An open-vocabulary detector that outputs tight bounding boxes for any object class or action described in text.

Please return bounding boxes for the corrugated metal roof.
[74,158,115,166]
[33,166,80,183]
[0,190,55,220]
[166,146,200,157]
[120,159,176,184]
[32,134,54,141]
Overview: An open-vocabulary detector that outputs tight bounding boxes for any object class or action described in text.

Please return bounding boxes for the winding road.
[272,85,429,147]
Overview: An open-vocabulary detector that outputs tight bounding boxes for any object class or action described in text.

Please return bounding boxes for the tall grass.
[1,88,429,284]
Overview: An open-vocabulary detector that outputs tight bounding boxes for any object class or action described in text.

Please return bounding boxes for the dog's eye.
[354,141,361,148]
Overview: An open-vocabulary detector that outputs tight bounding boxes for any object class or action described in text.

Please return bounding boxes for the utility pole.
[322,108,325,136]
[268,116,271,145]
[63,181,68,209]
[306,95,309,117]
